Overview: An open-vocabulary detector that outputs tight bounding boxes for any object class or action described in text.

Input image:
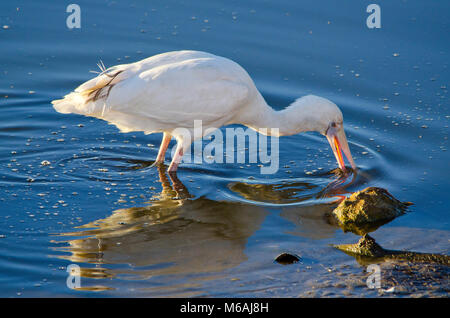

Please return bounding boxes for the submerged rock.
[334,234,450,266]
[275,253,301,265]
[331,187,411,234]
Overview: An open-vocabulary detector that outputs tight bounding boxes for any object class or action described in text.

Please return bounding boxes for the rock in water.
[334,234,450,266]
[331,187,411,234]
[275,253,301,265]
[334,234,385,258]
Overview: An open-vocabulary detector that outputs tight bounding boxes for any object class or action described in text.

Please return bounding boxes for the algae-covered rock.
[334,234,450,266]
[334,235,449,296]
[331,187,411,234]
[334,234,385,258]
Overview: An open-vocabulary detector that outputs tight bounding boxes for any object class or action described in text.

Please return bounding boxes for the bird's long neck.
[237,92,315,137]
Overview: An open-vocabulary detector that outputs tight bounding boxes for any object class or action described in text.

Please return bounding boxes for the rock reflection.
[228,169,362,239]
[228,168,365,206]
[228,180,320,204]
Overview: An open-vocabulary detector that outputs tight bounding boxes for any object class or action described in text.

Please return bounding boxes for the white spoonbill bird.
[52,50,356,173]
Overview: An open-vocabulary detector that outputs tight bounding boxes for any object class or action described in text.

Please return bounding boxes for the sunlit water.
[0,0,448,297]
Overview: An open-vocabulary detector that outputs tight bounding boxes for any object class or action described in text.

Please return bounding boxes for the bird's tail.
[52,61,128,116]
[51,92,88,114]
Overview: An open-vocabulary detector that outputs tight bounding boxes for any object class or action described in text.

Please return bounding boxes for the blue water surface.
[0,0,448,297]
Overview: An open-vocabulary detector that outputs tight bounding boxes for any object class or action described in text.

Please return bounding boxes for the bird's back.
[52,50,256,134]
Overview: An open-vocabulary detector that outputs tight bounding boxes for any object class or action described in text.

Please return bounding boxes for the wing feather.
[53,51,253,135]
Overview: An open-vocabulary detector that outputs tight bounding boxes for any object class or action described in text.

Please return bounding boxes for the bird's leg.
[168,141,186,173]
[153,133,172,166]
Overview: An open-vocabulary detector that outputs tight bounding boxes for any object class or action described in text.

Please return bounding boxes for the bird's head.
[323,119,356,174]
[290,95,356,173]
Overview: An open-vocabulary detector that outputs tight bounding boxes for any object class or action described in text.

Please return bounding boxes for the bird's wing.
[75,50,215,96]
[99,57,252,130]
[75,65,130,94]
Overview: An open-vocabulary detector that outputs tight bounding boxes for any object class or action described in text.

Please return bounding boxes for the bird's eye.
[330,122,337,128]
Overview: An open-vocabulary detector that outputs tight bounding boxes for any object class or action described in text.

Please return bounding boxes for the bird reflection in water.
[53,166,268,293]
[53,164,370,292]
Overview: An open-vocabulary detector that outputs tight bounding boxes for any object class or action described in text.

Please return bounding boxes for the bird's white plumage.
[54,50,255,136]
[53,50,355,172]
